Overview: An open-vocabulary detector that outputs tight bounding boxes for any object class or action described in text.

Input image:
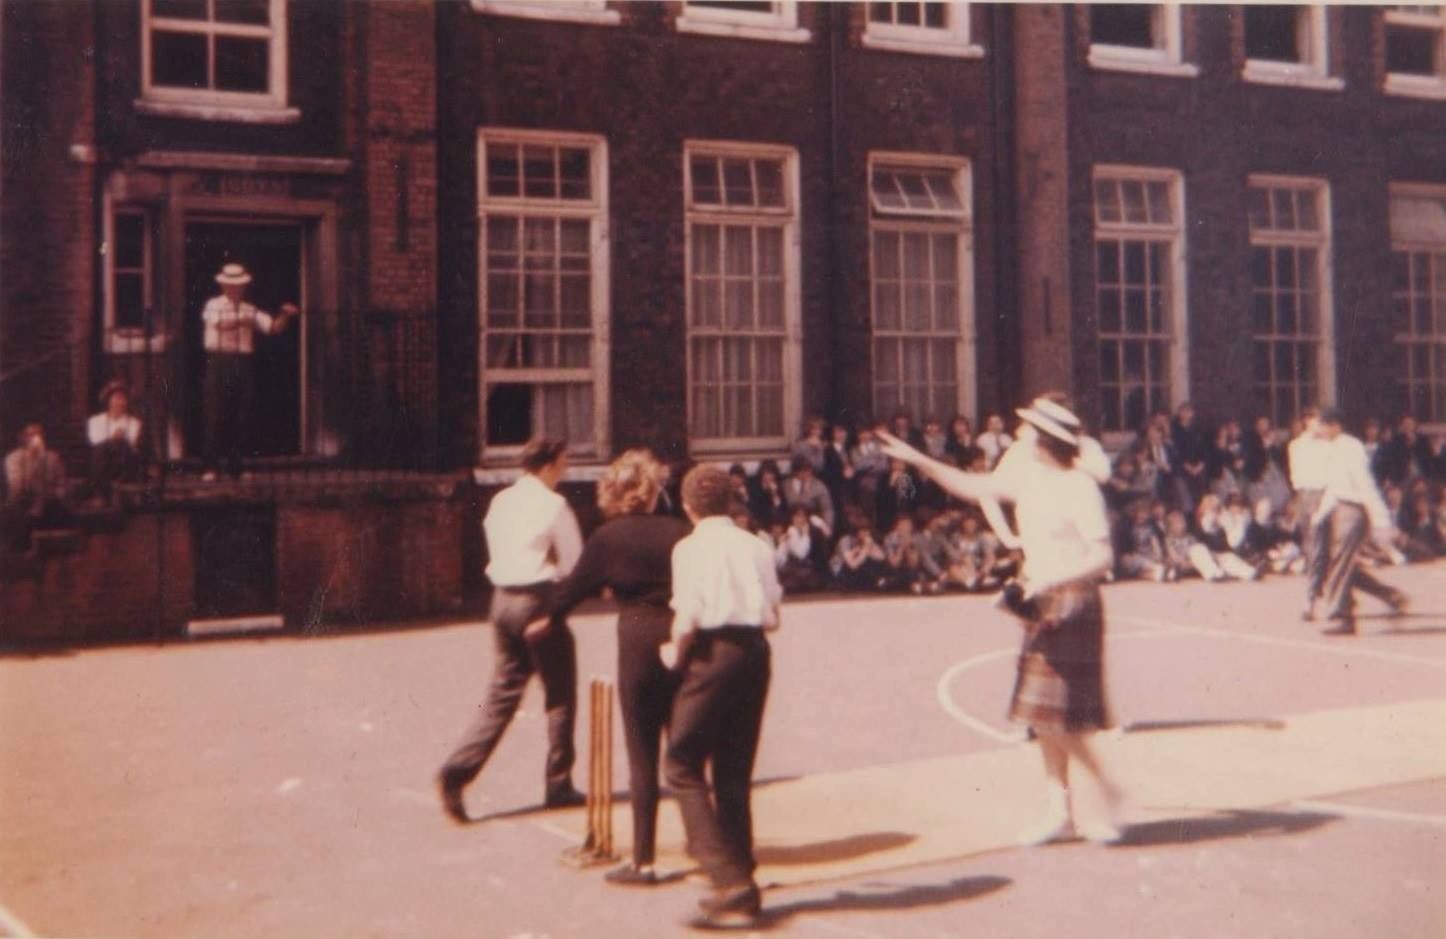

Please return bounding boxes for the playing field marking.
[0,899,36,938]
[934,628,1182,744]
[1292,800,1446,828]
[1114,614,1446,669]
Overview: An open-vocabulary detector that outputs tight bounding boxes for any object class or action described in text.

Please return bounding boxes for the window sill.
[473,463,609,486]
[470,1,620,26]
[1383,74,1446,101]
[105,332,171,354]
[1241,65,1343,92]
[1087,49,1199,78]
[861,33,984,59]
[675,16,811,44]
[134,99,302,124]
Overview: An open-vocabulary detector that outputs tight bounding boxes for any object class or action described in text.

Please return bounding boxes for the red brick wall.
[1,0,98,460]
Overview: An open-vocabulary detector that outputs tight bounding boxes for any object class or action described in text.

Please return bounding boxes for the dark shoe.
[544,785,586,809]
[605,862,658,886]
[692,883,762,930]
[437,773,468,825]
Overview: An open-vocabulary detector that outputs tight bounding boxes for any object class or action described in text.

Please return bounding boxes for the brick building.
[3,2,1445,641]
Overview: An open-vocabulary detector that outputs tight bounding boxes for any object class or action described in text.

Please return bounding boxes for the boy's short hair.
[519,438,567,472]
[682,464,734,518]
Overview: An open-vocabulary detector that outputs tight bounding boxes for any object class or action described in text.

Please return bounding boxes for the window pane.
[114,214,146,268]
[1096,241,1120,285]
[1275,247,1296,288]
[1296,190,1320,231]
[523,147,557,199]
[1123,241,1145,284]
[724,226,753,276]
[1098,288,1122,334]
[875,282,900,332]
[215,36,268,93]
[1272,188,1297,230]
[486,275,519,328]
[1245,6,1303,62]
[1252,291,1273,335]
[1146,180,1172,224]
[1091,4,1156,48]
[869,2,894,24]
[115,273,146,330]
[923,2,947,29]
[755,160,785,208]
[875,230,901,281]
[1123,386,1147,432]
[1101,386,1121,432]
[691,156,721,205]
[925,172,963,213]
[872,171,907,211]
[1100,341,1119,382]
[1386,24,1439,76]
[487,146,520,197]
[152,0,206,19]
[723,159,754,207]
[935,284,958,331]
[1094,179,1121,224]
[486,383,534,446]
[898,172,932,211]
[214,0,271,25]
[1125,289,1147,334]
[1121,180,1148,223]
[152,31,207,88]
[559,148,591,200]
[559,276,590,329]
[902,232,930,279]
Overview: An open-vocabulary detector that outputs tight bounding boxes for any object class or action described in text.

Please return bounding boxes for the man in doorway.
[200,263,299,480]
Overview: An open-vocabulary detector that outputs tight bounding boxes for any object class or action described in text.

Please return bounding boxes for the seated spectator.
[1191,493,1261,581]
[1240,497,1300,574]
[791,416,828,475]
[918,417,949,508]
[783,456,835,534]
[945,510,1005,591]
[1171,401,1210,509]
[875,457,919,534]
[889,409,924,450]
[1104,454,1152,513]
[1117,498,1174,582]
[945,415,981,469]
[749,460,788,530]
[1363,417,1384,479]
[976,414,1012,469]
[883,514,941,594]
[1242,415,1291,512]
[1377,415,1434,485]
[775,507,829,593]
[1399,488,1443,561]
[1138,422,1175,506]
[1161,510,1201,579]
[830,511,888,592]
[3,423,72,551]
[85,380,145,504]
[727,463,752,517]
[1208,423,1245,504]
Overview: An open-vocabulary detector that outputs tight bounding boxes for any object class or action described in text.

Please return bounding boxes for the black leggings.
[616,611,678,867]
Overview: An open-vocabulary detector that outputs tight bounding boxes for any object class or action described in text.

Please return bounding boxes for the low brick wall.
[1,511,194,645]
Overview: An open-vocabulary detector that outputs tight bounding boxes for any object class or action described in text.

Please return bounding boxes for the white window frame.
[676,0,811,43]
[1087,4,1199,78]
[1246,175,1336,425]
[1242,4,1343,91]
[1384,6,1446,100]
[137,0,297,123]
[1092,165,1189,441]
[862,2,984,59]
[683,140,802,456]
[1389,182,1446,429]
[102,197,169,355]
[469,0,619,26]
[867,151,976,426]
[476,128,611,465]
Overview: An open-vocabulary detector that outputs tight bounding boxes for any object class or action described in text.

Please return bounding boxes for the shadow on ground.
[1114,808,1336,848]
[751,874,1012,930]
[1124,718,1287,733]
[757,831,917,866]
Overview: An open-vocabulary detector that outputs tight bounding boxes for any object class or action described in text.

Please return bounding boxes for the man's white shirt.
[86,413,141,447]
[483,473,583,587]
[202,296,275,354]
[671,516,783,634]
[1318,434,1392,530]
[1287,432,1330,492]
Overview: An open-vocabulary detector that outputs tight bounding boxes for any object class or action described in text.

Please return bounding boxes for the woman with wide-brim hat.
[878,395,1125,844]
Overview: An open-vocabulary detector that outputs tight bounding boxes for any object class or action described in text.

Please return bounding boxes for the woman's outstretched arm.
[877,430,1009,506]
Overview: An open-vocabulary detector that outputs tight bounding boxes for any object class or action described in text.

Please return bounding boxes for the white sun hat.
[214,263,253,285]
[1014,396,1082,446]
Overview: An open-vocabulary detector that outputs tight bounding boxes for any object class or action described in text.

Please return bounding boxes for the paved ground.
[2,560,1444,938]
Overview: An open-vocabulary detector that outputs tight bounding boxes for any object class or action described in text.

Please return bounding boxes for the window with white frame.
[1087,4,1195,76]
[869,157,974,424]
[1093,170,1185,433]
[477,132,609,459]
[142,0,289,111]
[863,2,981,57]
[469,0,619,26]
[1247,179,1333,426]
[1384,6,1446,99]
[677,0,809,42]
[685,144,800,453]
[1242,4,1339,88]
[104,207,162,353]
[1390,189,1446,423]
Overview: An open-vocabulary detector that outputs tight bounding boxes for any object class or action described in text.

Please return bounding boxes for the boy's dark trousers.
[663,627,771,889]
[440,584,577,800]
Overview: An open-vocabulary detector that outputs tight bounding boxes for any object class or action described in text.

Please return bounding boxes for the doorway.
[183,221,305,460]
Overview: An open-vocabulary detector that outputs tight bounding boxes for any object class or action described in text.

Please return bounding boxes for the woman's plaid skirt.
[1008,580,1110,732]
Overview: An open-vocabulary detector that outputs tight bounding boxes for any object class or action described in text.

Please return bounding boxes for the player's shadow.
[1123,718,1286,733]
[752,874,1011,929]
[1112,808,1335,848]
[1365,613,1446,636]
[756,831,917,866]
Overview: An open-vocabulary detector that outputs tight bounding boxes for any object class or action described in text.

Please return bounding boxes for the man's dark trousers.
[664,628,771,889]
[440,584,577,800]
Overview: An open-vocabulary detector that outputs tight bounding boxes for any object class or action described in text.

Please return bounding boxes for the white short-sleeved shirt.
[87,412,141,448]
[1287,433,1329,492]
[202,296,274,354]
[483,473,583,587]
[1000,460,1112,585]
[671,516,783,633]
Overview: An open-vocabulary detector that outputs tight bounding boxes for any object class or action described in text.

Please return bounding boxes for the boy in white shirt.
[661,465,782,929]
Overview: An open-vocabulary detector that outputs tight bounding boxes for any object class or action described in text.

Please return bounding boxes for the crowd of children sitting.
[726,406,1446,596]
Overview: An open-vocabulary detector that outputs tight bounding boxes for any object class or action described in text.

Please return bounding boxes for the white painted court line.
[1114,614,1446,669]
[1292,800,1446,829]
[0,899,36,938]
